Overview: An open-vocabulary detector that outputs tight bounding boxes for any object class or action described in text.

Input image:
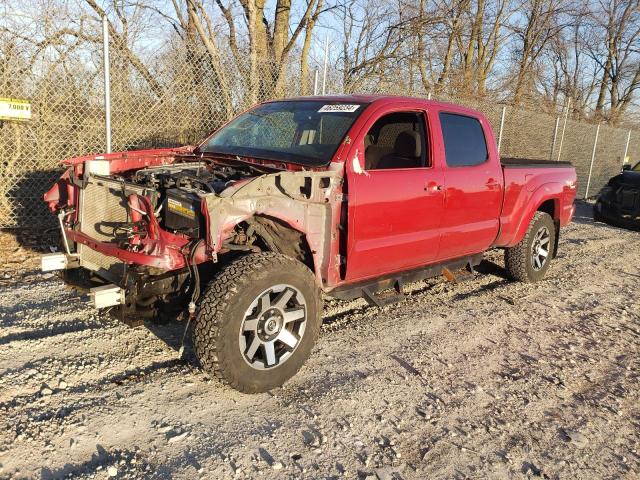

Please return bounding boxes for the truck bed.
[494,159,577,248]
[501,158,573,168]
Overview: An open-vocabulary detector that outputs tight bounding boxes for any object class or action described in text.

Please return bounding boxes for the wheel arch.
[245,215,316,274]
[536,198,561,258]
[509,185,562,248]
[221,214,320,282]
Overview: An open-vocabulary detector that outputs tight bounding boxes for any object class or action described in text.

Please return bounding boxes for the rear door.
[435,111,504,260]
[344,103,445,282]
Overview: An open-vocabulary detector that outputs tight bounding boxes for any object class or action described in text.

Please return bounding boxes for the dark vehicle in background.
[594,161,640,230]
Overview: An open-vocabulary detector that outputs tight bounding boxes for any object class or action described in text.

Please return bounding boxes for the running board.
[441,263,476,283]
[328,254,483,303]
[361,280,406,308]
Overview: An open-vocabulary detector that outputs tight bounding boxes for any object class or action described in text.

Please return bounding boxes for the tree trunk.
[186,0,233,118]
[300,0,323,95]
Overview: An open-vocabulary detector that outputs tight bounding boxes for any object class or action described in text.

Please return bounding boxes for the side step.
[328,254,483,305]
[362,281,406,308]
[442,261,476,284]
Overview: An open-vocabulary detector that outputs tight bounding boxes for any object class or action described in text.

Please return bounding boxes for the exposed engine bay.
[126,162,258,239]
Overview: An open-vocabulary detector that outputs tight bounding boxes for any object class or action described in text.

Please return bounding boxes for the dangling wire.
[178,238,203,358]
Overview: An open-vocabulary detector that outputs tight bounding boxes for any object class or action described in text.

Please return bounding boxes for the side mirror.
[622,164,631,171]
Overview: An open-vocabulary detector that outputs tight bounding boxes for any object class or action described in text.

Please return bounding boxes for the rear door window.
[439,113,488,167]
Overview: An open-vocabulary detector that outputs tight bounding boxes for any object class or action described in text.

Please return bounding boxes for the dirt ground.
[0,202,638,480]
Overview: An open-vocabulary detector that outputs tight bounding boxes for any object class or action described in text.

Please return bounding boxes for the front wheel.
[504,212,556,283]
[194,252,322,393]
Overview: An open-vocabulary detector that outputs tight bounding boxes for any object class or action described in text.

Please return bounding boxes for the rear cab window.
[439,113,488,167]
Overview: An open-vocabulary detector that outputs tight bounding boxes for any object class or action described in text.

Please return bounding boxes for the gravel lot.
[0,202,639,480]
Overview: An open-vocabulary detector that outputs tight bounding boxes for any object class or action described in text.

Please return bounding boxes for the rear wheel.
[593,202,603,222]
[504,212,555,283]
[194,252,322,393]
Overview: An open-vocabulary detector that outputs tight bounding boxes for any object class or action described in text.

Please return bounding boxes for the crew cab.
[42,95,577,393]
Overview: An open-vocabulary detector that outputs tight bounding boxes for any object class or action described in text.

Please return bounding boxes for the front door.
[345,106,445,282]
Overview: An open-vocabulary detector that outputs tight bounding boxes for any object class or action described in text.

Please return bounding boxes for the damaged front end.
[43,148,345,325]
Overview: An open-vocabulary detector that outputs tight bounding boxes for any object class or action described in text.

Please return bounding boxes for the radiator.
[77,177,145,279]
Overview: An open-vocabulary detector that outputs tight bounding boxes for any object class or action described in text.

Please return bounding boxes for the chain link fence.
[0,34,637,228]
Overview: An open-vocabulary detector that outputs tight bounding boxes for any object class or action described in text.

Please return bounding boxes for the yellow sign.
[0,98,31,122]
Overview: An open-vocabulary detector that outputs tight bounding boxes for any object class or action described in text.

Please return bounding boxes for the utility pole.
[556,99,571,162]
[102,16,112,153]
[497,106,507,153]
[313,68,319,95]
[585,123,601,199]
[321,36,329,95]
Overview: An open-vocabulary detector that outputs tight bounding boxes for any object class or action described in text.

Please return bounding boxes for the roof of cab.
[264,94,483,116]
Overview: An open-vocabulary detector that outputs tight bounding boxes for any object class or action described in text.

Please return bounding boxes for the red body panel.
[342,101,445,281]
[44,95,577,289]
[494,168,577,247]
[429,103,504,261]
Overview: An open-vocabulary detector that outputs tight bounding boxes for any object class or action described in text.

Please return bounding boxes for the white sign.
[0,98,31,121]
[318,104,360,113]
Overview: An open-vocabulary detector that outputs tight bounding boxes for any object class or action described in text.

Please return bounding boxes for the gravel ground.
[0,202,639,480]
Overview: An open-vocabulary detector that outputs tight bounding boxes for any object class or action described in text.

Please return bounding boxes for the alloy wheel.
[239,284,307,370]
[531,226,551,271]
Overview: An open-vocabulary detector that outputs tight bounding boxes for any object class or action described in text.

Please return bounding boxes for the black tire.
[194,252,322,393]
[504,212,556,283]
[593,202,603,222]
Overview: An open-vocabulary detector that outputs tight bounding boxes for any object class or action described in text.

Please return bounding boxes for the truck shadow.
[0,320,107,346]
[474,259,509,279]
[145,320,200,367]
[1,357,186,414]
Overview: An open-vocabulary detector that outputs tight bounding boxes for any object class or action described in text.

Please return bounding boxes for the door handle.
[424,183,443,192]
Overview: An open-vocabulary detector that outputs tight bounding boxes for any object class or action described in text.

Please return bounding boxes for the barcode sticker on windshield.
[318,104,360,113]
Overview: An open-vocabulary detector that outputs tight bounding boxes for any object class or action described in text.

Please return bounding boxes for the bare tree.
[336,0,404,93]
[543,2,598,117]
[509,0,571,104]
[466,0,513,95]
[589,0,640,122]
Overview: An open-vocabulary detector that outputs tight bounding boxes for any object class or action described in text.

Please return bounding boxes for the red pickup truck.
[43,95,577,392]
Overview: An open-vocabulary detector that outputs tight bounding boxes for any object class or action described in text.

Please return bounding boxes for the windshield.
[200,101,365,166]
[633,162,640,172]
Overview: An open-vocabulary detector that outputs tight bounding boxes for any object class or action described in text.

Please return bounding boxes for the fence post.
[557,99,571,161]
[497,106,506,153]
[623,129,631,166]
[321,36,329,95]
[102,16,112,153]
[585,123,600,199]
[550,116,560,160]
